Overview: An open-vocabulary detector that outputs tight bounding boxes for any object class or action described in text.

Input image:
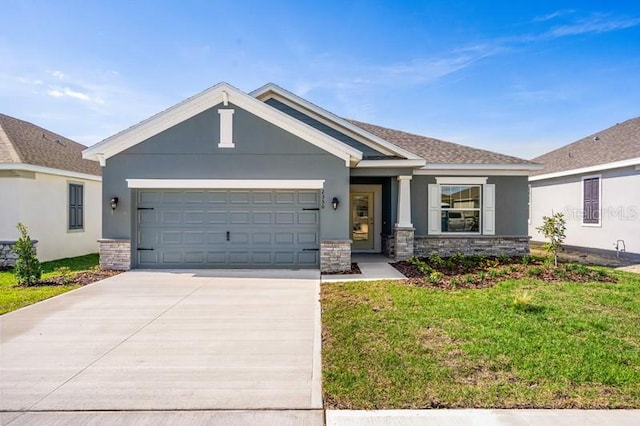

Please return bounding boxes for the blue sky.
[1,0,639,159]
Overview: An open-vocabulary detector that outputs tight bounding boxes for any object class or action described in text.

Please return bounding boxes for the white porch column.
[396,175,413,228]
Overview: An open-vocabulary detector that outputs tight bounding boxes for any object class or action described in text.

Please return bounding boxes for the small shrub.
[450,277,461,288]
[527,266,543,277]
[428,271,443,284]
[498,254,511,264]
[488,268,501,278]
[428,252,444,268]
[536,212,566,267]
[408,256,433,275]
[14,223,42,286]
[521,255,533,265]
[542,258,554,269]
[477,271,487,281]
[451,252,465,265]
[54,266,75,284]
[463,274,475,285]
[508,264,518,273]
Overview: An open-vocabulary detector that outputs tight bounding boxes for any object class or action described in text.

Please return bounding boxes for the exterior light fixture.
[110,197,119,210]
[332,197,339,210]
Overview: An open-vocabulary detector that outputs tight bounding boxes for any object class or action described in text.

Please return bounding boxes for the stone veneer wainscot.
[98,239,131,270]
[0,240,37,269]
[320,240,351,273]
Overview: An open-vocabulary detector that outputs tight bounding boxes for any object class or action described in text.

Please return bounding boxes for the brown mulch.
[392,258,617,290]
[322,263,362,275]
[22,269,123,287]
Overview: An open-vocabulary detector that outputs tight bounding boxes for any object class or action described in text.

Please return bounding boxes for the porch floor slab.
[322,254,406,283]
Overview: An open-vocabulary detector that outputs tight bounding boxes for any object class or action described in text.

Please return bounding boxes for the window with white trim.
[582,176,600,225]
[428,178,495,235]
[68,183,84,231]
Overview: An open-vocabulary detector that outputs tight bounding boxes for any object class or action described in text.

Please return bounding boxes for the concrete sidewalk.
[326,409,640,426]
[322,254,406,282]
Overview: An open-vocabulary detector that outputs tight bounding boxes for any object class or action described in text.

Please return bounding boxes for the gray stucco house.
[83,82,539,272]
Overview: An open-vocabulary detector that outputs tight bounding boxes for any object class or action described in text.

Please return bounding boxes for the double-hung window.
[428,177,495,235]
[68,183,84,231]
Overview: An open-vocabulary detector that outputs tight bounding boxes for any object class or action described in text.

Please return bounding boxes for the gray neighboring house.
[529,117,640,259]
[82,82,539,272]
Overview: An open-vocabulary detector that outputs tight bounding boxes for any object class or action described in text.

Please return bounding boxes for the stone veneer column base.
[99,239,131,270]
[0,240,38,269]
[414,235,530,257]
[394,227,415,261]
[320,240,351,273]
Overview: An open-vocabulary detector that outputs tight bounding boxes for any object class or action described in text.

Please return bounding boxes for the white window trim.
[428,178,495,236]
[67,181,85,233]
[528,184,532,225]
[126,179,325,189]
[436,176,488,185]
[581,174,602,227]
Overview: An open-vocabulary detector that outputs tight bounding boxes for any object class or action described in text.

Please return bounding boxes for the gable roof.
[0,113,101,177]
[83,82,363,166]
[251,83,425,163]
[348,119,538,167]
[530,117,640,178]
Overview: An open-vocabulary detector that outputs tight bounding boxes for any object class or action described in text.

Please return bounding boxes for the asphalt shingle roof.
[530,117,640,176]
[347,119,536,166]
[0,113,101,176]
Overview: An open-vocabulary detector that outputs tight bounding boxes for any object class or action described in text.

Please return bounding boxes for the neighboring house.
[82,82,539,272]
[529,117,640,259]
[0,113,101,264]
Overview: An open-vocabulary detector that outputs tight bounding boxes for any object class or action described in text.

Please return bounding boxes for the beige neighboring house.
[0,113,101,264]
[529,117,640,259]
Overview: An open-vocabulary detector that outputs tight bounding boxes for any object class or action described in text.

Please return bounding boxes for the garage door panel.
[161,211,182,224]
[298,211,318,225]
[137,189,319,268]
[275,212,295,224]
[298,191,318,204]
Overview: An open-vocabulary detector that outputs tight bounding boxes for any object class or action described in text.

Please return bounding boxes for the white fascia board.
[252,84,424,161]
[415,169,531,176]
[355,159,426,168]
[127,179,325,189]
[529,157,640,181]
[436,176,488,184]
[0,164,102,181]
[83,82,362,166]
[422,163,543,171]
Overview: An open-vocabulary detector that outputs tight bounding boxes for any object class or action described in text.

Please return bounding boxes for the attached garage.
[135,188,321,269]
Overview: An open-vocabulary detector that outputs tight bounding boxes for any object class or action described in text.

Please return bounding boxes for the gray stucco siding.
[265,98,387,159]
[102,102,350,241]
[410,175,528,236]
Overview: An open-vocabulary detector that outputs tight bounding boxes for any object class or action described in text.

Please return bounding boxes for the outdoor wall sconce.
[332,197,339,210]
[110,197,119,210]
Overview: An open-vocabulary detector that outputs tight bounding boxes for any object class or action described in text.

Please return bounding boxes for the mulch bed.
[392,256,617,290]
[322,263,362,275]
[21,269,123,287]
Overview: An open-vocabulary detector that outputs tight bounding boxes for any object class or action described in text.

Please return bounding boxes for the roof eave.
[529,157,640,181]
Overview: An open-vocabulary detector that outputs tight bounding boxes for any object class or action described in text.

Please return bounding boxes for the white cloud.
[544,15,640,38]
[532,10,575,23]
[47,87,91,102]
[51,70,66,80]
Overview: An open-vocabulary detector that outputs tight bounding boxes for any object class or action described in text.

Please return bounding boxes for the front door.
[351,192,375,250]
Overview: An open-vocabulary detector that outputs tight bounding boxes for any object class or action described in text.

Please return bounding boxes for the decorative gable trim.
[251,83,426,164]
[82,82,363,166]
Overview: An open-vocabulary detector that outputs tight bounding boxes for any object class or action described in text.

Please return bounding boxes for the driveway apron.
[0,270,322,411]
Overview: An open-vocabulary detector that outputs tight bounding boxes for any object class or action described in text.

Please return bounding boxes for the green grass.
[322,270,640,409]
[0,253,99,315]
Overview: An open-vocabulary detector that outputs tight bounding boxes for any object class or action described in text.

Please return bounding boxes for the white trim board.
[529,157,640,181]
[83,82,363,167]
[436,177,487,185]
[0,164,102,182]
[126,179,326,189]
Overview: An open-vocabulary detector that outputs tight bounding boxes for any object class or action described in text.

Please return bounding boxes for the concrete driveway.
[1,270,322,420]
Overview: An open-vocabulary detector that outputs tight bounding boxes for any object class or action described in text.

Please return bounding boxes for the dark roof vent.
[593,136,600,141]
[55,139,65,146]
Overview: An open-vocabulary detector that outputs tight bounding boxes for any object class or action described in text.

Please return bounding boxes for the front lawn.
[0,254,117,315]
[322,270,640,409]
